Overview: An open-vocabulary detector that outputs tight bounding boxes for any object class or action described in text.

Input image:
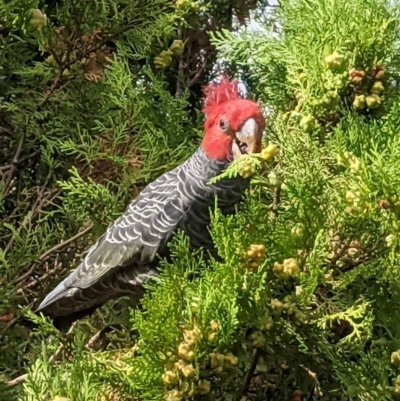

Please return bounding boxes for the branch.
[37,68,64,109]
[187,54,209,89]
[299,364,323,397]
[6,373,27,387]
[175,27,185,99]
[7,323,77,387]
[269,183,281,219]
[4,135,24,196]
[4,174,59,254]
[239,348,259,400]
[37,23,134,108]
[336,244,378,274]
[17,259,63,293]
[15,222,93,287]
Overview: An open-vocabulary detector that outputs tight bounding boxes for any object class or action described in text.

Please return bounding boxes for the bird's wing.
[36,167,189,313]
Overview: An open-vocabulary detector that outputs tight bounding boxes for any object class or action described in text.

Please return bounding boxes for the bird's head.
[200,77,264,161]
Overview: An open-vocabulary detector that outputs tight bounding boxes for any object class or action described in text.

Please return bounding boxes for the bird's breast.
[177,176,249,249]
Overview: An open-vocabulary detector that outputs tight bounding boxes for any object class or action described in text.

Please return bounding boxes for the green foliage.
[5,0,400,400]
[207,0,400,398]
[0,0,198,385]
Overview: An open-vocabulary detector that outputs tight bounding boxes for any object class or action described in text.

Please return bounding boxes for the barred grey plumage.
[36,148,248,324]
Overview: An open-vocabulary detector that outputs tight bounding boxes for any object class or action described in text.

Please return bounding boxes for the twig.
[32,222,93,267]
[175,27,185,99]
[48,324,76,364]
[85,328,104,350]
[336,244,378,274]
[6,373,27,387]
[38,69,63,108]
[187,54,209,89]
[7,323,76,387]
[4,180,59,255]
[37,23,134,109]
[299,364,323,397]
[239,348,259,401]
[17,260,63,293]
[17,150,39,164]
[269,183,281,219]
[15,222,93,287]
[4,135,25,196]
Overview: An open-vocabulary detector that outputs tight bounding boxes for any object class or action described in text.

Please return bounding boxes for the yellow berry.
[366,94,381,109]
[210,320,219,331]
[324,51,344,70]
[197,379,211,395]
[371,81,385,94]
[174,359,187,372]
[162,370,178,386]
[261,144,278,161]
[165,389,183,401]
[299,115,314,133]
[247,249,256,258]
[183,326,201,346]
[29,9,47,29]
[392,350,400,368]
[209,352,225,368]
[273,262,283,274]
[178,342,194,361]
[345,191,356,204]
[209,352,218,368]
[283,258,300,277]
[250,332,265,348]
[353,95,366,110]
[236,155,256,178]
[169,40,184,56]
[181,364,196,378]
[213,365,223,375]
[45,55,57,66]
[154,50,174,70]
[270,299,283,310]
[260,316,274,331]
[224,353,238,368]
[182,365,196,377]
[291,223,304,237]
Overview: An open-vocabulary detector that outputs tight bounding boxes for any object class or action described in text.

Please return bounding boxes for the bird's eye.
[219,119,229,131]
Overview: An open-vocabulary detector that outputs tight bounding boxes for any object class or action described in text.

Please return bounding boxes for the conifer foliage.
[3,0,400,400]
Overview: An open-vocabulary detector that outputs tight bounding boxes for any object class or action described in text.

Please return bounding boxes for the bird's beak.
[232,118,260,159]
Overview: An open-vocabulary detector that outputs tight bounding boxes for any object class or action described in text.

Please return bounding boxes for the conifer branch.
[6,373,28,387]
[4,134,24,196]
[6,323,77,387]
[187,55,209,89]
[299,364,323,397]
[269,183,281,218]
[4,174,59,254]
[240,348,259,400]
[15,222,93,289]
[38,69,65,109]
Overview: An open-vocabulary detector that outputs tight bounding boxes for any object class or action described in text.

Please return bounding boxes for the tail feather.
[35,264,159,330]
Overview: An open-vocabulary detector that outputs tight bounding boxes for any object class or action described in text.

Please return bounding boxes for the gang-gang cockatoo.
[36,77,265,328]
